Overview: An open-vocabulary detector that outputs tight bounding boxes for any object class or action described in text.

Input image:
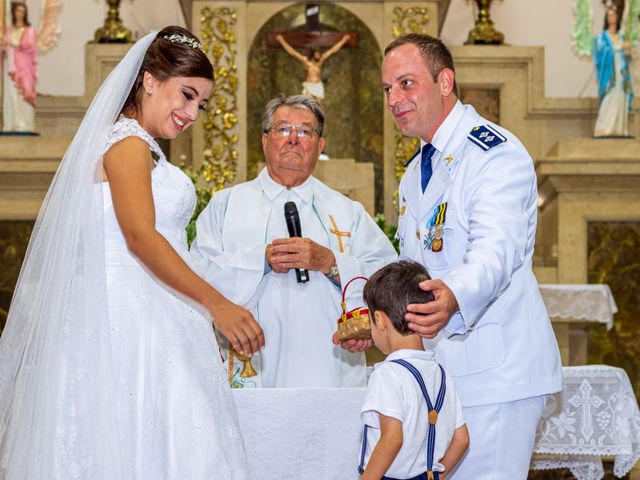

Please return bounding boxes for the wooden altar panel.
[0,221,34,335]
[588,222,640,400]
[459,87,500,124]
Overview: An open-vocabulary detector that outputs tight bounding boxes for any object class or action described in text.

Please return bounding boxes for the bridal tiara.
[161,34,206,54]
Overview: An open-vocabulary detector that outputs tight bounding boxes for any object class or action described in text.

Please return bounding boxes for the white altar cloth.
[232,365,640,480]
[539,284,618,329]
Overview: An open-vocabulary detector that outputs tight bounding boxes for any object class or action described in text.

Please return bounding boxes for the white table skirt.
[532,365,640,479]
[232,365,640,480]
[233,387,365,479]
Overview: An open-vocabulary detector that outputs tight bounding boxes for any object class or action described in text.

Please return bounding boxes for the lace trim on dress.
[103,115,165,161]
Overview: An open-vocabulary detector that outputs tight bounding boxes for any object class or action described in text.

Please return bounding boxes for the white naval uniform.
[191,168,397,388]
[397,101,562,478]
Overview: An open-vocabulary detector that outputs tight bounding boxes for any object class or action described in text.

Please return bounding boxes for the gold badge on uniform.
[431,224,444,252]
[424,203,447,252]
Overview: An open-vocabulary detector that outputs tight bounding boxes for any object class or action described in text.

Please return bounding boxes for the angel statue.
[1,0,61,133]
[574,0,639,137]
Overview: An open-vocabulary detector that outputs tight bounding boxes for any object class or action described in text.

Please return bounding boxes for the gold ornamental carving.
[199,6,239,192]
[391,6,430,39]
[94,0,132,43]
[391,7,426,205]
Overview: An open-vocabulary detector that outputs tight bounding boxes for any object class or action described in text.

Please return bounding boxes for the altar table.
[232,365,640,480]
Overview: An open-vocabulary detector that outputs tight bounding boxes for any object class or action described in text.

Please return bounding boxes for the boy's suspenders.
[358,359,447,480]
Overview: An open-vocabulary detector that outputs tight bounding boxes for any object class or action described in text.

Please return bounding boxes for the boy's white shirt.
[361,349,465,477]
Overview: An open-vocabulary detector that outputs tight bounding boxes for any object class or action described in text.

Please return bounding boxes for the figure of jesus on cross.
[276,33,350,101]
[268,4,358,101]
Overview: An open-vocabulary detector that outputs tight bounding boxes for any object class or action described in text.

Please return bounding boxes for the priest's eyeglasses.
[267,123,317,140]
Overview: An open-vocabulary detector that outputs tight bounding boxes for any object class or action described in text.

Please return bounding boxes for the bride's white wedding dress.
[0,32,251,479]
[101,115,250,479]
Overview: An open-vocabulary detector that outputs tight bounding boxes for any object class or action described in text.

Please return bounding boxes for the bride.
[0,26,263,479]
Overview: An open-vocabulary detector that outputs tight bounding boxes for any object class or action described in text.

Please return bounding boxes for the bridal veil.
[0,32,156,478]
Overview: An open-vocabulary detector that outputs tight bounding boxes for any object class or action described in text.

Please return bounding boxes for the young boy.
[359,260,469,480]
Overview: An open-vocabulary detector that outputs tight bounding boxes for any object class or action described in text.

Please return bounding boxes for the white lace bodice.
[102,116,196,263]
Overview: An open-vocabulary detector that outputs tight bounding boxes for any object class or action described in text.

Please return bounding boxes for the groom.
[382,33,562,478]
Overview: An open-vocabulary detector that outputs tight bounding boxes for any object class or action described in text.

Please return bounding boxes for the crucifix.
[267,4,358,101]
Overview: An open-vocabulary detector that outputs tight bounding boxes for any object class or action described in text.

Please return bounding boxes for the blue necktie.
[421,143,436,193]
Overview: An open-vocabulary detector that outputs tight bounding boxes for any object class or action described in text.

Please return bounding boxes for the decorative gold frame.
[392,6,430,39]
[199,7,239,191]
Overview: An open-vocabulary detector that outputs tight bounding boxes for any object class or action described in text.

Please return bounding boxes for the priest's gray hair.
[262,95,325,137]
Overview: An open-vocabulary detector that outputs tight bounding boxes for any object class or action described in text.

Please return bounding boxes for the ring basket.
[336,276,371,341]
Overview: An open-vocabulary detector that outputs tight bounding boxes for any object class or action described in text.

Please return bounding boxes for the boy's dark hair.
[363,260,435,336]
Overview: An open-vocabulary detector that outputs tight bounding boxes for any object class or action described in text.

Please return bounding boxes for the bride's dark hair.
[121,26,213,115]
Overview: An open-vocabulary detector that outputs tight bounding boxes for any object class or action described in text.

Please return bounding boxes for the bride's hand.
[208,299,264,356]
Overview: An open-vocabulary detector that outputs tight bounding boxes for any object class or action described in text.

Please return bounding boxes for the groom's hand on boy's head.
[405,279,459,339]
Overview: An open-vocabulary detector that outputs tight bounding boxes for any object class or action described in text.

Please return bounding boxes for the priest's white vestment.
[191,168,398,387]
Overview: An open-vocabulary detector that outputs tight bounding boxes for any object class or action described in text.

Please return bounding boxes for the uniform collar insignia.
[467,125,506,151]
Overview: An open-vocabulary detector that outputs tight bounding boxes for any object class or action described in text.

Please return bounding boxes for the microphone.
[284,201,310,283]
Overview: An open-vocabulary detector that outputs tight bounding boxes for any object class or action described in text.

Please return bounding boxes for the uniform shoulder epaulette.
[467,125,506,151]
[403,147,421,167]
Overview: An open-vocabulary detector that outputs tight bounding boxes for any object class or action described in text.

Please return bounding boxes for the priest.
[191,95,397,388]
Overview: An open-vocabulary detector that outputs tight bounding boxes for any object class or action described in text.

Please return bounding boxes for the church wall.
[31,0,619,100]
[441,0,612,99]
[35,0,186,97]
